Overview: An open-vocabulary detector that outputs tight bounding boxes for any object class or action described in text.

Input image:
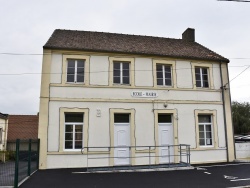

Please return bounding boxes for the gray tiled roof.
[44,29,229,63]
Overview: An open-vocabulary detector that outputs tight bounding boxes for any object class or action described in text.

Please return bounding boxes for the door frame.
[110,109,135,166]
[154,109,178,164]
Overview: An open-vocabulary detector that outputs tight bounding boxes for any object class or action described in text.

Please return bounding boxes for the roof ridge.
[54,29,181,41]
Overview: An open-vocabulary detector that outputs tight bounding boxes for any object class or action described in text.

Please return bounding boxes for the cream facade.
[38,51,235,169]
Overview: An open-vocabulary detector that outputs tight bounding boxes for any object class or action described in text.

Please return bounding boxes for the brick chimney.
[182,28,195,42]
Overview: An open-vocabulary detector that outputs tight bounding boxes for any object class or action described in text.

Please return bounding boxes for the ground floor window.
[198,115,213,146]
[64,113,84,150]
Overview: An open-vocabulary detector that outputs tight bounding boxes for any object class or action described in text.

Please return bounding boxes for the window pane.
[203,81,209,88]
[114,114,130,123]
[199,132,204,139]
[202,68,208,74]
[65,113,83,122]
[157,79,163,85]
[77,75,84,82]
[75,125,83,132]
[164,66,171,73]
[195,72,201,80]
[65,141,73,149]
[75,141,82,149]
[165,72,171,79]
[67,74,74,82]
[199,124,204,132]
[114,69,120,77]
[65,133,73,140]
[65,124,73,132]
[156,64,162,72]
[206,131,212,139]
[157,71,163,79]
[206,125,211,132]
[206,139,212,145]
[68,60,75,68]
[202,74,208,81]
[199,139,205,146]
[77,67,84,74]
[158,114,171,123]
[123,69,129,77]
[198,115,211,123]
[67,67,75,74]
[122,62,129,70]
[165,79,172,86]
[196,80,201,87]
[77,60,85,68]
[113,62,120,70]
[113,76,120,84]
[195,67,200,74]
[123,76,129,84]
[75,133,83,140]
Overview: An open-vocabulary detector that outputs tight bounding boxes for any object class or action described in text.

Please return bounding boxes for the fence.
[0,139,40,188]
[82,144,190,171]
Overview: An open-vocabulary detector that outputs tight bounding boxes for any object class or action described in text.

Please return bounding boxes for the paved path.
[20,163,250,188]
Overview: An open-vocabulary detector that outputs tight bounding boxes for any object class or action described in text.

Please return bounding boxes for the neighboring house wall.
[38,29,235,169]
[0,114,8,162]
[235,143,250,159]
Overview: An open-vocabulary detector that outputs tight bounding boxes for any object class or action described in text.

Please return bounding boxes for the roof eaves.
[43,46,229,63]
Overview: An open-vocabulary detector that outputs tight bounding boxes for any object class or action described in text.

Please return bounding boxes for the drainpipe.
[220,62,229,162]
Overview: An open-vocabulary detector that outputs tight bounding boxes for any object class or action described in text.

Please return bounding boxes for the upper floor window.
[64,113,84,150]
[195,67,209,88]
[113,61,130,85]
[67,59,85,83]
[156,64,172,86]
[198,115,213,146]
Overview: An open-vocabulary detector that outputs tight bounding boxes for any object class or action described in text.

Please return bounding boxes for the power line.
[230,65,250,83]
[218,0,250,2]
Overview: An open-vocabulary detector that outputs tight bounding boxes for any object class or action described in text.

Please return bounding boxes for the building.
[38,28,235,169]
[0,113,8,162]
[7,115,39,150]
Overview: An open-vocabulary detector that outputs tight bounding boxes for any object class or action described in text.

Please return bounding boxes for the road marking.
[231,178,250,182]
[227,186,250,188]
[197,167,207,170]
[224,175,238,180]
[197,163,250,168]
[204,172,211,174]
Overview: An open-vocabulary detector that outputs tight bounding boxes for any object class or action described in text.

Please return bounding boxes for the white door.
[158,122,174,163]
[114,123,130,165]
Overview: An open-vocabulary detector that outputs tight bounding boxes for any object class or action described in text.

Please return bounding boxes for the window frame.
[195,110,218,149]
[64,114,84,151]
[153,60,176,88]
[113,61,130,85]
[198,115,213,147]
[195,67,209,88]
[62,55,90,85]
[66,59,85,83]
[59,108,89,153]
[109,57,135,87]
[191,63,214,89]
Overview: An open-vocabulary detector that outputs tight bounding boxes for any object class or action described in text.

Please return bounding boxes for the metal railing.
[0,139,40,188]
[81,144,190,171]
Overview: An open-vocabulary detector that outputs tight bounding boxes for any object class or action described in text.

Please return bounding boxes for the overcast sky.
[0,0,250,115]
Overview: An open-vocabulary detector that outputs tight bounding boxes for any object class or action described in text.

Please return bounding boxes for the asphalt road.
[20,163,250,188]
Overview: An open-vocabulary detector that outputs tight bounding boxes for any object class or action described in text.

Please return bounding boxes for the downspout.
[220,62,229,162]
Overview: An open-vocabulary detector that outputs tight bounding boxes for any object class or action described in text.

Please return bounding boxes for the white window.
[67,59,85,83]
[113,61,130,84]
[64,113,84,150]
[195,67,209,88]
[198,115,213,146]
[0,128,2,144]
[156,64,172,86]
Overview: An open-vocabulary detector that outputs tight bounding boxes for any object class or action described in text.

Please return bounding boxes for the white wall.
[235,143,250,159]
